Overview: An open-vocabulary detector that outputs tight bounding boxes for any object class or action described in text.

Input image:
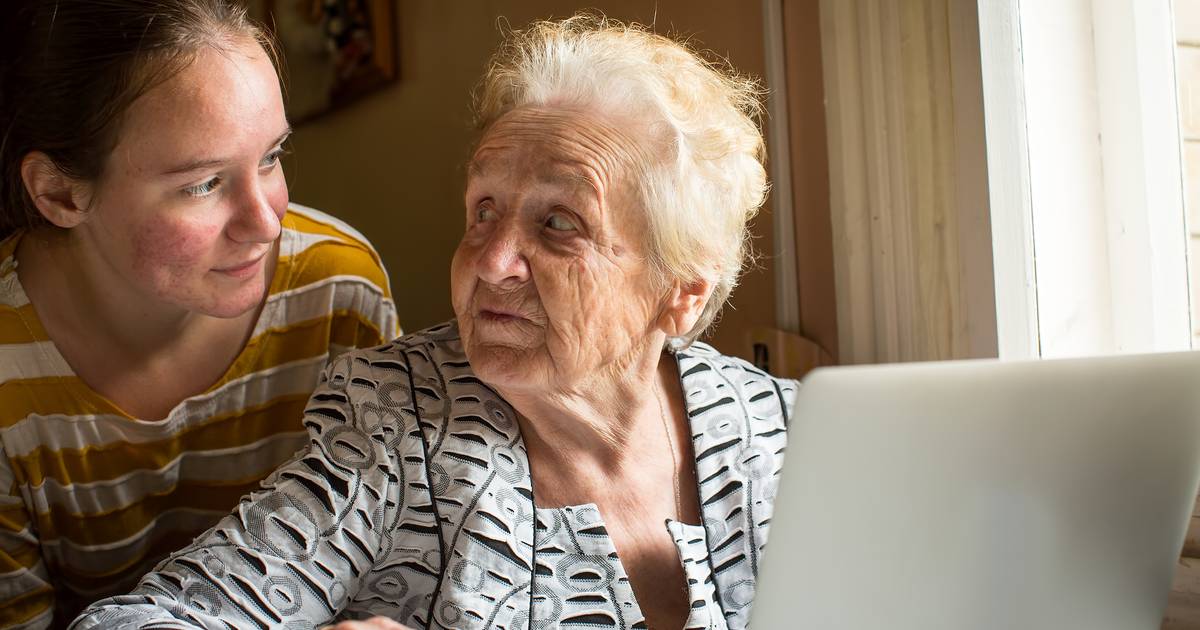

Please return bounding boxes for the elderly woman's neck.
[506,347,677,469]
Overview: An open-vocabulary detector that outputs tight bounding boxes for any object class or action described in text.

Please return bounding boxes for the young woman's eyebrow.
[160,127,292,176]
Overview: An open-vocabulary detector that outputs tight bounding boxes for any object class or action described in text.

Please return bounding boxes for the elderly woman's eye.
[476,206,497,223]
[545,213,577,232]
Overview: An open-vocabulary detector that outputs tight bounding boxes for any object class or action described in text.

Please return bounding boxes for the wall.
[1179,0,1200,349]
[283,1,777,358]
[818,0,997,364]
[1163,3,1200,627]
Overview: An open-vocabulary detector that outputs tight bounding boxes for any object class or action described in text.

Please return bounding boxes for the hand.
[319,617,413,630]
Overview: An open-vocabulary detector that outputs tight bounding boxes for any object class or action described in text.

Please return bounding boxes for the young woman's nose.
[227,180,282,244]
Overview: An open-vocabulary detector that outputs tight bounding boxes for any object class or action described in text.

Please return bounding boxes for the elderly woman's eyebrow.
[466,158,488,178]
[467,158,600,197]
[538,171,600,196]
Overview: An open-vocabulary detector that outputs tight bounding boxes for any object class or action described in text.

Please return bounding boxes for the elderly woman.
[71,15,796,630]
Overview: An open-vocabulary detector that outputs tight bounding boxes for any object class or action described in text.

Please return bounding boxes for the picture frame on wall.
[247,0,398,124]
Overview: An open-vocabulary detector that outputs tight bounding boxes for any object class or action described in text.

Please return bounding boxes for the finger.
[317,618,412,630]
[364,617,413,630]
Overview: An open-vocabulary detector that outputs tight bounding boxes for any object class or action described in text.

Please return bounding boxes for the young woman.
[0,1,399,626]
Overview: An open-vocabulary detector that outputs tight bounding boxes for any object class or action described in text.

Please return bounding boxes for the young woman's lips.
[214,253,266,279]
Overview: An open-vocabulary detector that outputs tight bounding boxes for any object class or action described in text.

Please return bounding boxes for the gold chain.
[654,382,685,522]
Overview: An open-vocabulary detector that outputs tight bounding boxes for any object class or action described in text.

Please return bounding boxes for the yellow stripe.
[280,241,392,300]
[0,503,32,534]
[0,212,394,614]
[214,308,381,388]
[36,476,268,550]
[284,209,370,247]
[0,538,41,573]
[52,528,208,589]
[9,396,308,489]
[0,309,379,428]
[0,305,48,345]
[0,377,122,422]
[0,586,53,626]
[281,212,392,299]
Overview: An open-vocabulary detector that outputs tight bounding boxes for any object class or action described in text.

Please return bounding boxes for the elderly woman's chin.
[458,314,548,389]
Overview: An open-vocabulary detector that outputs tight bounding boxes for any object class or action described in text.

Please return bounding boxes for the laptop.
[751,351,1200,630]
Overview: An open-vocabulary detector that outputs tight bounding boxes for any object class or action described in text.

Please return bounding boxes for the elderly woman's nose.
[477,224,531,285]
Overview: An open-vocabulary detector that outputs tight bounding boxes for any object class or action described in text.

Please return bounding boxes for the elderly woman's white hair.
[473,13,768,346]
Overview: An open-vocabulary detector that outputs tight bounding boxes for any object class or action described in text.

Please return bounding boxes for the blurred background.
[274,0,800,362]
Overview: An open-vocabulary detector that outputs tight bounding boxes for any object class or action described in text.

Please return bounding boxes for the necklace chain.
[654,383,685,522]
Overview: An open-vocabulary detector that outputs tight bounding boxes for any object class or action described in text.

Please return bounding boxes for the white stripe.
[0,560,49,604]
[278,225,342,258]
[0,443,13,498]
[38,506,233,574]
[287,203,394,306]
[0,525,38,555]
[4,608,51,630]
[288,203,374,249]
[0,268,28,310]
[252,274,391,338]
[0,356,327,456]
[0,342,72,381]
[57,560,148,600]
[24,430,306,516]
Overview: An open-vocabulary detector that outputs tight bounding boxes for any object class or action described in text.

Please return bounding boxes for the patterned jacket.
[70,322,797,630]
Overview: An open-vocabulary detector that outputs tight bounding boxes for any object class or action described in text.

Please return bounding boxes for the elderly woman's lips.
[479,310,524,322]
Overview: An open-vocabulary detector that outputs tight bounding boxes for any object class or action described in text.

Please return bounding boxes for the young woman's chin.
[168,277,270,320]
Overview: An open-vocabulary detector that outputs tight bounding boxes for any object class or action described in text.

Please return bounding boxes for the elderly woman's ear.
[657,277,714,338]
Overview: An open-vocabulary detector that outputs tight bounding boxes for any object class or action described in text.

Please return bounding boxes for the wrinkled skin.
[451,106,668,400]
[450,105,711,630]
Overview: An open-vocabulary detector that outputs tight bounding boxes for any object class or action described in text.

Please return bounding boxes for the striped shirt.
[0,204,400,629]
[69,321,797,630]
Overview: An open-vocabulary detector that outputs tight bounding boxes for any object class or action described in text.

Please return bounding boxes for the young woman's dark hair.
[0,0,273,238]
[0,4,401,627]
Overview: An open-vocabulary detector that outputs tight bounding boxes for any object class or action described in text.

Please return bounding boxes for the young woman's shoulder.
[277,204,391,293]
[270,204,400,342]
[0,231,66,407]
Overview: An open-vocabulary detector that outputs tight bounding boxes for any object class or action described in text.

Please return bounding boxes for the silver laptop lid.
[753,351,1200,630]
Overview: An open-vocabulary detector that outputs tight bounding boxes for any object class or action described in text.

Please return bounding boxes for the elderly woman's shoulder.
[681,340,797,382]
[676,340,801,414]
[676,340,796,415]
[324,320,466,386]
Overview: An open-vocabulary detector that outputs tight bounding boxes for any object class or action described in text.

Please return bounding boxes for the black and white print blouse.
[71,322,797,630]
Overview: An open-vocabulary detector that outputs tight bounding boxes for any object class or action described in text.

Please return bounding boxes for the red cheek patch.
[130,218,219,280]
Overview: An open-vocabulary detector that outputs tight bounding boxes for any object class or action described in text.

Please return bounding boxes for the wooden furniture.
[1163,494,1200,628]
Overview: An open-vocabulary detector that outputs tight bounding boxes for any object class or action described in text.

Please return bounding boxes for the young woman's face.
[75,37,290,319]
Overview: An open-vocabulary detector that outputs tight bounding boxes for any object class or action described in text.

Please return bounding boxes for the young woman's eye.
[184,177,221,198]
[261,146,287,169]
[545,213,577,232]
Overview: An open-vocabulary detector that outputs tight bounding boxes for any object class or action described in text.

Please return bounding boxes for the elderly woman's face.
[452,106,666,392]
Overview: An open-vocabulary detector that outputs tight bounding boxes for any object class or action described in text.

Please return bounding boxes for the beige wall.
[1161,4,1200,628]
[1179,0,1200,349]
[283,1,777,359]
